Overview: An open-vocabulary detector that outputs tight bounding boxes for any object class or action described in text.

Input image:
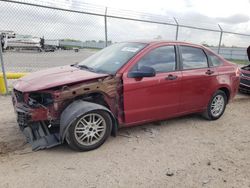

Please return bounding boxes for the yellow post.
[0,74,7,94]
[5,73,28,79]
[0,72,28,94]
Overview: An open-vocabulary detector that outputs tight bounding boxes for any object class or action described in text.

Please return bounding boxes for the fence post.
[218,24,223,54]
[0,34,8,94]
[173,17,179,41]
[104,7,108,47]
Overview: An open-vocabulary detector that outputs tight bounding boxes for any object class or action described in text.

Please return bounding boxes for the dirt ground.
[0,94,250,188]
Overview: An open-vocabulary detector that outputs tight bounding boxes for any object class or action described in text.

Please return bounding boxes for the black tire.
[66,110,112,151]
[202,90,227,120]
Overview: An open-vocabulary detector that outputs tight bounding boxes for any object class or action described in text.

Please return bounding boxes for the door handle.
[165,74,178,80]
[206,70,214,75]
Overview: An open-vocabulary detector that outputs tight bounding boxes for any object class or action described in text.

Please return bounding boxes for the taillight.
[235,66,240,77]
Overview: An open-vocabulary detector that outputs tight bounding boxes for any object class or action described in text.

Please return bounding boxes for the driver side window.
[131,46,176,73]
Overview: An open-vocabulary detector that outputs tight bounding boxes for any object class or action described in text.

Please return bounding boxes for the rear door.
[122,45,182,125]
[179,45,218,113]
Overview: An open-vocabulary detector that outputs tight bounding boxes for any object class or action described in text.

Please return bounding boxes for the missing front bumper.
[22,122,61,151]
[13,91,61,151]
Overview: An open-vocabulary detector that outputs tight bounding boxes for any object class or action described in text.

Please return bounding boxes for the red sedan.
[12,41,240,151]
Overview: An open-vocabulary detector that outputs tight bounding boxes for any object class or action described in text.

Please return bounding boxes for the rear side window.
[208,54,223,66]
[132,46,176,73]
[180,46,208,70]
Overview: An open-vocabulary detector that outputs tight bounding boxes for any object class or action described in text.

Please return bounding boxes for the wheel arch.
[74,91,111,109]
[217,87,230,103]
[60,100,118,143]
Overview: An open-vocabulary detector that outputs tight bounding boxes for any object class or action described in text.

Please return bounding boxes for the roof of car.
[126,40,204,48]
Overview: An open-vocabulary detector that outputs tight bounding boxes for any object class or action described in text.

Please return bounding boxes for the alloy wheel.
[210,94,225,117]
[74,113,107,146]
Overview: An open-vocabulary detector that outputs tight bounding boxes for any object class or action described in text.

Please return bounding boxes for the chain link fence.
[0,0,250,93]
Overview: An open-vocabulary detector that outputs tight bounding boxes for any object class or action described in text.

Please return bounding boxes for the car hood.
[14,65,109,92]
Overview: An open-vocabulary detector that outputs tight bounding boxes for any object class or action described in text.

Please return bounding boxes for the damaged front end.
[12,75,122,151]
[12,89,61,150]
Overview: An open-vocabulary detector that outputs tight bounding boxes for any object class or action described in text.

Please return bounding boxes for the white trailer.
[7,36,41,49]
[44,39,59,47]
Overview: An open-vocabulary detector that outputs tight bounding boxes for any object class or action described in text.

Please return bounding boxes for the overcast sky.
[86,0,250,31]
[0,0,249,47]
[86,0,250,19]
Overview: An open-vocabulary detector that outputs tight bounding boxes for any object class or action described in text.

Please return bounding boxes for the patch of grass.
[228,59,249,65]
[83,48,101,51]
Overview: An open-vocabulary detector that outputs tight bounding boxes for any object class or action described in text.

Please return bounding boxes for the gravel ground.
[0,94,250,188]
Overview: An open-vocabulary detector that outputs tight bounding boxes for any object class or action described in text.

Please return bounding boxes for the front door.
[122,45,182,125]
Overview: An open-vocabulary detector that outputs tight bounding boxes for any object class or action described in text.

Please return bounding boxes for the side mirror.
[128,66,156,78]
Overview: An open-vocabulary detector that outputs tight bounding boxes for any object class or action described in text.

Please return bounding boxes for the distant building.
[58,39,82,49]
[44,39,60,47]
[82,40,112,49]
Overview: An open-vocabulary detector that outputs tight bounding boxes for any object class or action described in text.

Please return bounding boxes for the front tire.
[66,110,112,151]
[202,90,227,120]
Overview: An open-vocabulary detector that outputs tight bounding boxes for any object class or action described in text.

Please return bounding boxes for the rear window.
[180,46,208,70]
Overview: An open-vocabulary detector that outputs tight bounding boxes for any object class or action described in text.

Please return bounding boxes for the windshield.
[78,42,147,74]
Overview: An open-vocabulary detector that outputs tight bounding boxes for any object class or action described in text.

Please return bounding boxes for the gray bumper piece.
[23,122,60,151]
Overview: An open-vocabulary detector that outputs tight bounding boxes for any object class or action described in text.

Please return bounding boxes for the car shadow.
[43,113,206,154]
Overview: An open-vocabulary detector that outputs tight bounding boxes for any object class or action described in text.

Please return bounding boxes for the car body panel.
[122,71,182,125]
[180,67,218,112]
[216,64,240,99]
[14,66,109,92]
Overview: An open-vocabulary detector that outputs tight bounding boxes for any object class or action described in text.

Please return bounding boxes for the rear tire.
[202,90,227,120]
[66,110,112,151]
